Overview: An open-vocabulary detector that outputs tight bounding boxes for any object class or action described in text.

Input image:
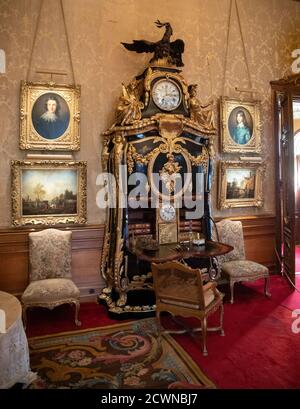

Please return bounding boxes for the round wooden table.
[129,240,233,263]
[0,291,36,388]
[128,240,233,280]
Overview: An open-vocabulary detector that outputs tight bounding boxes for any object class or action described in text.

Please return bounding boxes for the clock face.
[152,79,182,111]
[159,204,176,222]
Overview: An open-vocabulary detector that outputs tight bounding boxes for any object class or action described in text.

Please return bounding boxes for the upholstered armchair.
[216,219,271,304]
[21,229,81,328]
[151,261,224,356]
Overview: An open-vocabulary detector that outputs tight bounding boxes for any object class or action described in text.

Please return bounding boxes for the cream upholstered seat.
[152,261,224,356]
[216,219,271,304]
[21,229,81,328]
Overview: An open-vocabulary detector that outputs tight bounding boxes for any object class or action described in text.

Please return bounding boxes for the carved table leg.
[220,303,225,336]
[201,317,208,356]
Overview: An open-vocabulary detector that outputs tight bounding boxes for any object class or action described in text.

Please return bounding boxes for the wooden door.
[278,92,295,284]
[296,155,300,244]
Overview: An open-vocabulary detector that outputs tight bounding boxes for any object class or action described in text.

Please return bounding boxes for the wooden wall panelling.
[220,215,277,272]
[0,225,105,301]
[0,216,277,301]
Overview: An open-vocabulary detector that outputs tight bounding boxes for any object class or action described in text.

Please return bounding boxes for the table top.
[0,291,21,331]
[128,240,233,263]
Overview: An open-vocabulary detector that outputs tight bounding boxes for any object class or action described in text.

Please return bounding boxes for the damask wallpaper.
[0,0,299,227]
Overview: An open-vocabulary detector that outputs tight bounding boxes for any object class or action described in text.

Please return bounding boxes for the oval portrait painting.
[31,92,70,140]
[228,106,253,145]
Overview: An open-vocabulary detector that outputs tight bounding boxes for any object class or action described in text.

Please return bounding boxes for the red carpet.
[171,292,300,389]
[26,301,121,338]
[297,245,300,272]
[25,275,300,389]
[244,275,300,311]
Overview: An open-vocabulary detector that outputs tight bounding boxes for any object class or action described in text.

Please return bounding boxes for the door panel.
[279,92,295,284]
[296,155,300,244]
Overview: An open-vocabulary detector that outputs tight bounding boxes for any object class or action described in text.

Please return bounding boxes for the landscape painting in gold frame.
[20,81,80,151]
[218,161,264,209]
[11,160,87,226]
[220,97,262,153]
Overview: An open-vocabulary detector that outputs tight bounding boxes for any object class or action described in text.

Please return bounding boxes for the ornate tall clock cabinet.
[99,24,217,317]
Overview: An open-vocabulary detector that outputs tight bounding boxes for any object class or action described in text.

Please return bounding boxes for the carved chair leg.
[220,304,225,336]
[201,317,208,356]
[230,280,235,304]
[22,306,28,330]
[74,300,81,326]
[264,276,271,298]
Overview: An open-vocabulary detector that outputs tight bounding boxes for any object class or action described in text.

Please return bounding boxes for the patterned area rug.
[28,318,214,389]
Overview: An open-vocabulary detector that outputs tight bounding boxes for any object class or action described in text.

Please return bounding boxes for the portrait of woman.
[228,107,253,145]
[31,93,70,140]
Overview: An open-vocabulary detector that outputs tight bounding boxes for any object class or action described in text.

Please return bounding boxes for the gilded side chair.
[151,261,224,356]
[216,219,271,304]
[21,229,81,328]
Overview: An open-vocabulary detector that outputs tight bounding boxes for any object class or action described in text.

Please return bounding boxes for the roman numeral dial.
[152,79,182,111]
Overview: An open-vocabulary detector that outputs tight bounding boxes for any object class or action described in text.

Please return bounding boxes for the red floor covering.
[244,274,300,311]
[26,275,300,389]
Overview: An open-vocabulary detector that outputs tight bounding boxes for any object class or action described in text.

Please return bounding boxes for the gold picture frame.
[11,160,87,226]
[218,161,265,209]
[220,97,262,153]
[20,81,80,151]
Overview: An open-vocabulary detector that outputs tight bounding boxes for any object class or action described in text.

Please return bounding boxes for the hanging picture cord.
[222,0,257,98]
[26,0,43,82]
[59,0,75,84]
[221,0,232,97]
[206,55,213,98]
[26,0,76,84]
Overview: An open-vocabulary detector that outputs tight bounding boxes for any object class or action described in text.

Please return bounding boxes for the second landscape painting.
[218,161,264,209]
[225,168,255,200]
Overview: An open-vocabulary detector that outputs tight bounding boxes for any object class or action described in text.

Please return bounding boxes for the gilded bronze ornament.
[115,79,144,126]
[188,84,216,133]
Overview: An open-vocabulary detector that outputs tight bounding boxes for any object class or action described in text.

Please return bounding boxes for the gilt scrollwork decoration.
[127,133,208,175]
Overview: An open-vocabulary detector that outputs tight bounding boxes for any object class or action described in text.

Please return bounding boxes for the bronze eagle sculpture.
[121,20,185,67]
